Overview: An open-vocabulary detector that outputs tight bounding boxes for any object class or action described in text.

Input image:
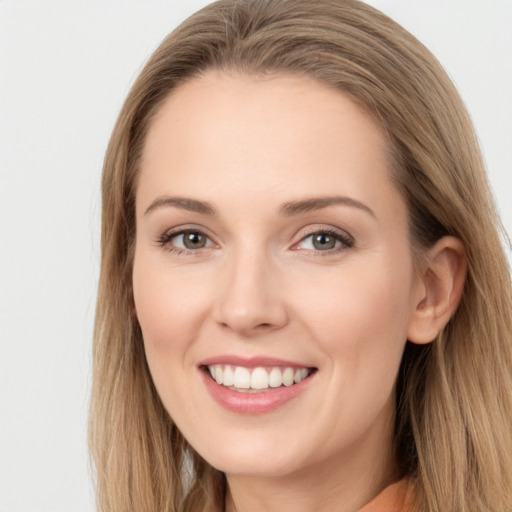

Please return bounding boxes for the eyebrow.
[144,194,375,218]
[280,196,376,218]
[144,196,217,216]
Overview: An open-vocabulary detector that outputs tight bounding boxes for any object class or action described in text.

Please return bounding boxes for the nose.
[213,247,289,336]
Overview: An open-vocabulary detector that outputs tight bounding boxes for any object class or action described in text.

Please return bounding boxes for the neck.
[225,408,398,512]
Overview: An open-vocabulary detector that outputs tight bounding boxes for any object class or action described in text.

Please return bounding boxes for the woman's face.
[133,72,425,479]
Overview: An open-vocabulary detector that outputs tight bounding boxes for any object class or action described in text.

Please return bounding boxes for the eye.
[159,229,214,253]
[295,229,354,252]
[175,231,210,249]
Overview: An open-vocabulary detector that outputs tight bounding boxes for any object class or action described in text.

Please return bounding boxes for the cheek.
[291,261,413,435]
[132,255,211,359]
[132,256,213,423]
[295,259,413,363]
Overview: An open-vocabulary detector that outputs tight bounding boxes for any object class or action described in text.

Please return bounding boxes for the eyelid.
[292,226,355,252]
[156,224,354,255]
[157,225,217,254]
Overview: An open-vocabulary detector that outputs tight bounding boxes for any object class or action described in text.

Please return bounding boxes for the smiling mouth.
[203,364,316,393]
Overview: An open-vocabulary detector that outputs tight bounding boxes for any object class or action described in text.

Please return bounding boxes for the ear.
[407,236,467,345]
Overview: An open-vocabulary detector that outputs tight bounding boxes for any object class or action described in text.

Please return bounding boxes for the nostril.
[214,299,289,334]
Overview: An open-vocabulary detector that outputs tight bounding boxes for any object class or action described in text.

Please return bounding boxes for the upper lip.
[199,355,315,369]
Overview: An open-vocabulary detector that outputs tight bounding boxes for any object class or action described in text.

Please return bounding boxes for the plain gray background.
[1,1,511,510]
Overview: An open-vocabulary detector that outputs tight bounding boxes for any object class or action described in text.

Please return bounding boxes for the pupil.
[184,232,205,249]
[313,234,335,250]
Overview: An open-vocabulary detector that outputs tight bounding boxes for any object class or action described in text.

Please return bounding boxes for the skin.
[132,72,464,512]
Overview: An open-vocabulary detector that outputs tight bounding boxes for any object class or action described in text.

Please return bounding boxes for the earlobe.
[407,236,467,345]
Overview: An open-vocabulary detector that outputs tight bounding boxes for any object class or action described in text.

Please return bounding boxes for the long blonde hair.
[89,1,512,510]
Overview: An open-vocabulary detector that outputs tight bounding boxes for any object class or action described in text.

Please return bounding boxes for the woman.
[89,1,512,510]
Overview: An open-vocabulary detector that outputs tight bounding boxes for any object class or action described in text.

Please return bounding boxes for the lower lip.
[200,369,314,415]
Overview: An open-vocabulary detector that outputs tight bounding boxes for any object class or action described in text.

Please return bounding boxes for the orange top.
[358,479,414,512]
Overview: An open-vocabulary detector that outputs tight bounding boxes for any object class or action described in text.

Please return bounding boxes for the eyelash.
[157,227,354,256]
[294,228,355,255]
[157,228,215,256]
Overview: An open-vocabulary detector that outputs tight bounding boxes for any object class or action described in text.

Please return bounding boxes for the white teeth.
[251,367,269,390]
[233,367,251,389]
[207,364,311,390]
[223,365,234,387]
[268,367,283,388]
[282,367,294,387]
[214,364,223,385]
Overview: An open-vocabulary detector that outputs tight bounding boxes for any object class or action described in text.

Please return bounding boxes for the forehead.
[138,72,403,222]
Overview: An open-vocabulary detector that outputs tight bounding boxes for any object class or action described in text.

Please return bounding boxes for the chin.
[208,454,302,479]
[189,428,311,478]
